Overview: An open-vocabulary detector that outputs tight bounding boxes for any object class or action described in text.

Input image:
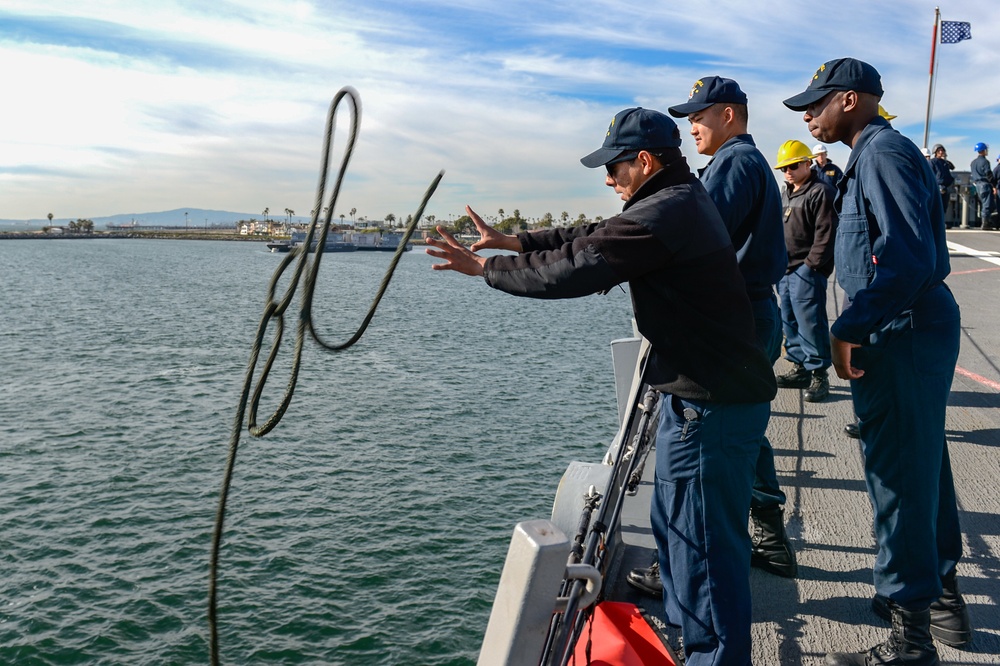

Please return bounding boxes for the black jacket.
[483,161,776,404]
[782,174,838,277]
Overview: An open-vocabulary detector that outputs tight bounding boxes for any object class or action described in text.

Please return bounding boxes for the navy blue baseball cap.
[580,107,682,168]
[667,76,748,118]
[783,58,883,111]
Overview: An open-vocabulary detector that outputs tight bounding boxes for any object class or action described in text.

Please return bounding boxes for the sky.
[2,1,998,224]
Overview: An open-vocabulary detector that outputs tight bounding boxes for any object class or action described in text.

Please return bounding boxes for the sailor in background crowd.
[772,140,837,403]
[426,106,777,666]
[785,57,970,666]
[811,144,843,188]
[929,145,955,224]
[971,143,997,230]
[921,147,932,159]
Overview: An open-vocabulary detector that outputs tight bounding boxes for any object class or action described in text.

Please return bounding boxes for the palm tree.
[263,207,270,221]
[349,207,357,223]
[385,213,396,228]
[47,213,53,225]
[339,214,345,226]
[284,208,293,225]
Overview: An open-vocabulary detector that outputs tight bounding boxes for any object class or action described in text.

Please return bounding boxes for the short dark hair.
[706,102,748,124]
[651,147,682,161]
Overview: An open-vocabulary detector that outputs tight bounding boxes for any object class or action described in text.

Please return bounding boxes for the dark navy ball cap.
[667,76,748,118]
[580,107,682,168]
[783,58,883,111]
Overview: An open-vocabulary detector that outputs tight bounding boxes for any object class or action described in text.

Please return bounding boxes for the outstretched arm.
[425,226,487,276]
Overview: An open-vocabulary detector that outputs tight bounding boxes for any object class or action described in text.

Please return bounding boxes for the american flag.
[940,20,972,44]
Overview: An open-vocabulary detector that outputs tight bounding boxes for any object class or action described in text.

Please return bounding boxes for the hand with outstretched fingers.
[467,206,521,253]
[426,226,487,277]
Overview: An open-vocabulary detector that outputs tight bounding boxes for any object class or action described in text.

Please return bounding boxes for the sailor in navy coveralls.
[667,76,795,579]
[785,58,970,666]
[971,144,997,229]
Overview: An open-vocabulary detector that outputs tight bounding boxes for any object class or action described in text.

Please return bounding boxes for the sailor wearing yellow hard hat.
[772,140,837,403]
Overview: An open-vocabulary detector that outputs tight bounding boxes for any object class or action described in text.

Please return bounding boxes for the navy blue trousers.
[977,182,997,223]
[652,395,769,666]
[778,265,832,372]
[750,294,785,509]
[851,284,962,607]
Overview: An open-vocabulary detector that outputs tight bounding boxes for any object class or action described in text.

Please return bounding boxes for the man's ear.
[842,91,859,113]
[637,150,660,175]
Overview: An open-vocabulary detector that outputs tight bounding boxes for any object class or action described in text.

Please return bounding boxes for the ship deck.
[606,228,1000,665]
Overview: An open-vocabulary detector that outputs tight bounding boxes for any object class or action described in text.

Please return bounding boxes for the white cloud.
[1,0,998,221]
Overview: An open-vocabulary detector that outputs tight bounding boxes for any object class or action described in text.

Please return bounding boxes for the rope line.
[207,86,443,665]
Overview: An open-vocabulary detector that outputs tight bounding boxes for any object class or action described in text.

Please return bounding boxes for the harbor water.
[0,238,634,665]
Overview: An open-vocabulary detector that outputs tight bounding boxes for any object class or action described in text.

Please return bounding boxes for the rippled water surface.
[0,239,634,665]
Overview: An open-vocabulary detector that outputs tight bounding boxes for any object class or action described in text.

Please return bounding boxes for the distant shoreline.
[0,231,429,244]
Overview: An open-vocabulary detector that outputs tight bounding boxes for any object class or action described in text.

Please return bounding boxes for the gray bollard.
[477,520,570,666]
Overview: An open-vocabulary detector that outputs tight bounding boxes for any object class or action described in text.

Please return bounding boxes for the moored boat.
[290,231,357,252]
[266,240,293,252]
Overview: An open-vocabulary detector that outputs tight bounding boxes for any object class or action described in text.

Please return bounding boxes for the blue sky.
[1,1,997,223]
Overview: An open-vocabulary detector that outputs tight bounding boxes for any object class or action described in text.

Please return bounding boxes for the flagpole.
[922,7,940,148]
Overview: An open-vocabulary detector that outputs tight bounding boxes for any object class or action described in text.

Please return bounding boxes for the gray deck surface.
[605,229,1000,665]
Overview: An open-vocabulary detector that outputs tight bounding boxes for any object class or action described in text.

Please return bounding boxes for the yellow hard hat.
[774,140,814,170]
[878,104,896,121]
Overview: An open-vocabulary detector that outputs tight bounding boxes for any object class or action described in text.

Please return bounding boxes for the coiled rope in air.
[207,86,443,665]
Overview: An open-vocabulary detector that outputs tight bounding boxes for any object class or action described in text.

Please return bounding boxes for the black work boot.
[804,369,830,402]
[872,573,973,648]
[626,560,662,598]
[826,603,939,665]
[844,420,860,438]
[750,505,797,578]
[776,363,811,388]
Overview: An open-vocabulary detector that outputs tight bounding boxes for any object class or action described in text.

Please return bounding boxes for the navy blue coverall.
[929,156,955,218]
[812,160,843,189]
[833,116,962,608]
[700,134,788,510]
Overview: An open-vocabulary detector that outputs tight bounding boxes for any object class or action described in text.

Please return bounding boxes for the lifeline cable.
[207,86,443,665]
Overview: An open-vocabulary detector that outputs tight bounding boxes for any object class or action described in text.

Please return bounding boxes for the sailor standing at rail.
[667,77,796,577]
[426,107,776,665]
[629,77,795,598]
[784,57,970,666]
[971,143,997,230]
[929,145,955,224]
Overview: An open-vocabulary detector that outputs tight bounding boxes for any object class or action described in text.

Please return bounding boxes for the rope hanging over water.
[207,86,443,665]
